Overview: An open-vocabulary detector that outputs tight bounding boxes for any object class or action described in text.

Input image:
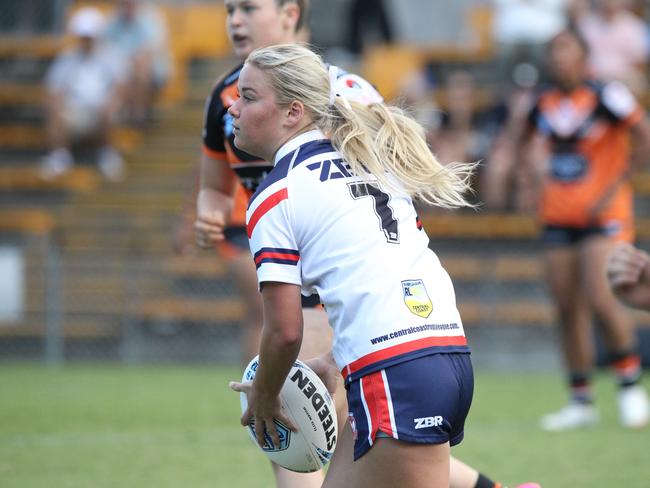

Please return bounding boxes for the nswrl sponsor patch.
[401,279,433,318]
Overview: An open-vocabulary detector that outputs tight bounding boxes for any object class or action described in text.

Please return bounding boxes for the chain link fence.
[0,230,62,363]
[4,230,650,368]
[0,234,244,364]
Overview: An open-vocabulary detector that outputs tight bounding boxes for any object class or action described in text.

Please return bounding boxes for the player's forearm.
[254,283,304,398]
[199,153,237,195]
[255,323,302,400]
[197,187,233,218]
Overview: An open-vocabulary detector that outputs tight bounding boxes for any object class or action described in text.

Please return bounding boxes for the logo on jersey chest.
[401,279,433,318]
[306,158,352,182]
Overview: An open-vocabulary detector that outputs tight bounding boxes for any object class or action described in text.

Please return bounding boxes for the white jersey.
[246,130,468,383]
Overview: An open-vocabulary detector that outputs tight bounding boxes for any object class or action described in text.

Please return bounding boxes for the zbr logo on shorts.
[401,279,433,318]
[414,416,444,429]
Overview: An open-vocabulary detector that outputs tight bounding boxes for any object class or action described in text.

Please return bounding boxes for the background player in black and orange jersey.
[195,0,312,369]
[511,27,650,431]
[192,4,332,486]
[189,1,539,487]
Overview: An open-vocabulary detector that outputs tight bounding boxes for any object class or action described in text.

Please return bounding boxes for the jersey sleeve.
[246,181,302,288]
[202,83,227,159]
[600,80,645,127]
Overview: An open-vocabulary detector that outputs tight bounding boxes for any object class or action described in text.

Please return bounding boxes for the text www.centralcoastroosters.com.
[370,323,460,345]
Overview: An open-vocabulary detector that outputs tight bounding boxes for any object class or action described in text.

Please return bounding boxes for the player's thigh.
[228,251,263,316]
[272,463,324,488]
[580,236,635,339]
[324,423,450,488]
[299,308,333,359]
[543,245,583,313]
[299,308,347,429]
[322,420,356,488]
[580,236,626,309]
[353,438,450,488]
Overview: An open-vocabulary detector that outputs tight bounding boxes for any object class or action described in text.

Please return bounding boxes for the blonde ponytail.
[247,44,476,208]
[327,98,476,207]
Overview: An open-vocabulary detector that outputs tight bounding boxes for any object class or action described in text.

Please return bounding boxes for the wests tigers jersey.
[527,80,644,234]
[203,64,270,225]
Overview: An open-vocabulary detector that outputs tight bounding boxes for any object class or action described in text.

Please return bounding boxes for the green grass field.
[0,364,648,488]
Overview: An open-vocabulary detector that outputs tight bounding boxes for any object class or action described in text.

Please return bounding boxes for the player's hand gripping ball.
[239,356,338,472]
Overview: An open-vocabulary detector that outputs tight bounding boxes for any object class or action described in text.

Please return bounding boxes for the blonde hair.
[246,44,476,208]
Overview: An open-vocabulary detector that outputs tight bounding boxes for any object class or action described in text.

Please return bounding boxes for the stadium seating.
[360,5,494,101]
[0,208,56,235]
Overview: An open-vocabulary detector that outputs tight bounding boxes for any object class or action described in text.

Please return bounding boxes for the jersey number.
[348,182,399,244]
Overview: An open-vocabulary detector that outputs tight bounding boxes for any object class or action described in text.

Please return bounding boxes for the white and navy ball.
[240,356,338,473]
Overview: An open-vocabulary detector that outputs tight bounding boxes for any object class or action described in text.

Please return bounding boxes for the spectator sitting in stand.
[428,70,504,170]
[405,69,509,207]
[104,0,171,126]
[40,7,127,182]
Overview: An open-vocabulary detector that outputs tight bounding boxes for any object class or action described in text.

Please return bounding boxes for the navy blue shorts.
[541,223,622,246]
[346,352,473,461]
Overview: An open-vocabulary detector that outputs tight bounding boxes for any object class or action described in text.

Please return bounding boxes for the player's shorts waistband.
[341,335,469,384]
[541,222,633,246]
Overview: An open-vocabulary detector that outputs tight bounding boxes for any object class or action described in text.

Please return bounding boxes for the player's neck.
[271,122,319,163]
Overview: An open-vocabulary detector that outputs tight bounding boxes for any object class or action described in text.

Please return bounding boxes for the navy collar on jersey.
[273,129,328,166]
[248,130,335,210]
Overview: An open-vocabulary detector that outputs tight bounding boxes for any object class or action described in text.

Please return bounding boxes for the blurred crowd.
[395,0,650,213]
[40,0,171,182]
[31,0,650,191]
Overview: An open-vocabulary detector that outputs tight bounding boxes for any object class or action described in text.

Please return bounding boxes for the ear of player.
[238,355,338,472]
